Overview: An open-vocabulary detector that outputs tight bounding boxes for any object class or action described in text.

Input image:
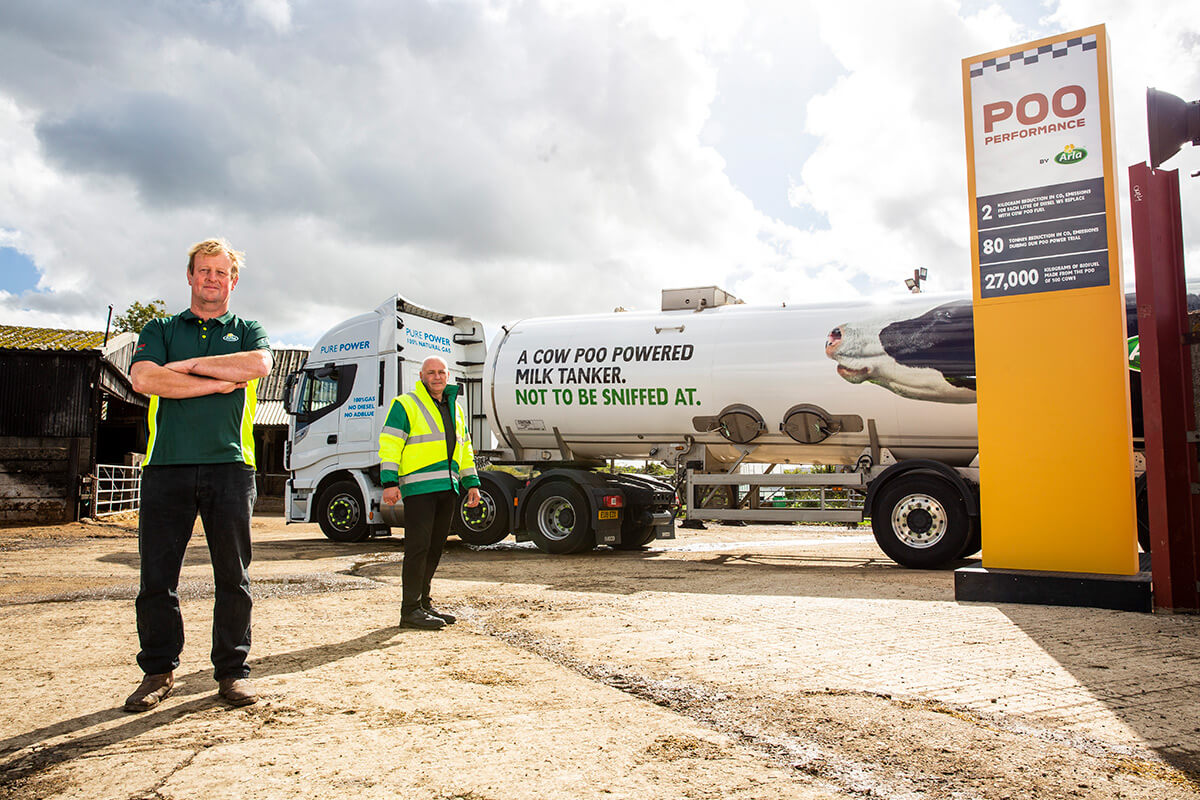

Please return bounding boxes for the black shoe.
[400,608,446,630]
[423,605,456,625]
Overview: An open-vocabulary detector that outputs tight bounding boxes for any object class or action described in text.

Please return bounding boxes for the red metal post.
[1128,162,1200,612]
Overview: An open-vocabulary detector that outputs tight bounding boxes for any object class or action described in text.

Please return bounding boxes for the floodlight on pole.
[1147,87,1200,169]
[905,268,926,293]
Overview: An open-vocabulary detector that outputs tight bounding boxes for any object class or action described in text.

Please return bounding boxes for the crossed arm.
[131,350,273,399]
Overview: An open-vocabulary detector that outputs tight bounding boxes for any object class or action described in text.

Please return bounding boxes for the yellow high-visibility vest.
[378,381,478,498]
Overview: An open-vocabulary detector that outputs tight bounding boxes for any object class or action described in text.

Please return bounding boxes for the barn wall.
[0,436,90,525]
[0,351,96,437]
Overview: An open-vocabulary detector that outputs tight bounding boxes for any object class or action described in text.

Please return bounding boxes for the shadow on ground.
[0,626,411,786]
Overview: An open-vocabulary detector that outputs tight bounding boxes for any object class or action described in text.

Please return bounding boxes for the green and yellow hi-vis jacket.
[378,381,480,498]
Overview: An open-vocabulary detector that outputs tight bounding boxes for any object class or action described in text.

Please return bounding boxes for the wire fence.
[94,463,142,517]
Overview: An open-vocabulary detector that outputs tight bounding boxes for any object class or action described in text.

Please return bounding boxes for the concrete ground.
[0,515,1197,799]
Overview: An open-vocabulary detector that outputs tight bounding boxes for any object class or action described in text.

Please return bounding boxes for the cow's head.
[826,300,976,403]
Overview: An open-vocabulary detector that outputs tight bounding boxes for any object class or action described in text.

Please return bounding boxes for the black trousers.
[135,463,256,680]
[401,490,458,615]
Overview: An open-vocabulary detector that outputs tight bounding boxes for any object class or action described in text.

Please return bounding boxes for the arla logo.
[222,332,239,342]
[1054,144,1087,165]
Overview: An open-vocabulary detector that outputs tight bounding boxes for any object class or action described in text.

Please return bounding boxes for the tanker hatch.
[716,404,767,445]
[781,404,866,445]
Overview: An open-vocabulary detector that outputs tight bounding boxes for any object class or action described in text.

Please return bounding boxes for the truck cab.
[285,294,489,541]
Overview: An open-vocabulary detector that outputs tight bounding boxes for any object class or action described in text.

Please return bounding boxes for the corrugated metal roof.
[0,325,140,356]
[1,328,305,414]
[254,399,290,427]
[259,348,309,401]
[0,324,108,351]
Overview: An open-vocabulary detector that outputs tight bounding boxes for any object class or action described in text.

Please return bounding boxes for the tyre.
[318,480,371,542]
[613,524,656,551]
[1135,473,1150,553]
[525,481,595,554]
[871,474,971,569]
[454,477,511,546]
[958,517,982,559]
[699,484,738,509]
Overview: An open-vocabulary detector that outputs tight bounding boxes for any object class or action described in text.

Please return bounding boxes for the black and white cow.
[825,300,977,404]
[824,292,1196,414]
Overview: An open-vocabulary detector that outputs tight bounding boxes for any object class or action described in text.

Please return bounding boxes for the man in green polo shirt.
[123,238,272,712]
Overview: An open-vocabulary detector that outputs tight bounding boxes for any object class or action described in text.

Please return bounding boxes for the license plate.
[598,510,619,520]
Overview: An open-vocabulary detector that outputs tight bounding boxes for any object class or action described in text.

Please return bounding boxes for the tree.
[113,299,168,333]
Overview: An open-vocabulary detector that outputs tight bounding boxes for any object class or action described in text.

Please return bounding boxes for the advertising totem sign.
[962,25,1138,575]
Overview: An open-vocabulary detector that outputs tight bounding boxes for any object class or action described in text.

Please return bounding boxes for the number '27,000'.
[983,268,1040,292]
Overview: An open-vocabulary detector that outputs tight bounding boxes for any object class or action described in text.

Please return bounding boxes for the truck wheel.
[871,474,970,569]
[318,480,371,543]
[1135,473,1150,553]
[455,478,511,546]
[614,524,656,550]
[526,481,595,554]
[619,525,657,551]
[958,517,982,559]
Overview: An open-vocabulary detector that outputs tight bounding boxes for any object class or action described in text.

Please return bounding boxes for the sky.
[1,0,1198,348]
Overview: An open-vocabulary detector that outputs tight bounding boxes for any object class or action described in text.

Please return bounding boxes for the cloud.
[37,93,248,204]
[0,0,1198,349]
[0,0,788,339]
[247,0,292,32]
[781,0,1200,293]
[1046,0,1200,274]
[783,0,1029,294]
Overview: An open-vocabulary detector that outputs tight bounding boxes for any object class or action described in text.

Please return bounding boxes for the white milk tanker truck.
[284,287,1153,568]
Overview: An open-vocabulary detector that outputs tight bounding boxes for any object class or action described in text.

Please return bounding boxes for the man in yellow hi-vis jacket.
[380,356,481,629]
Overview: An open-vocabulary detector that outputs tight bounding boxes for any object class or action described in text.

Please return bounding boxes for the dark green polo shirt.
[132,310,271,467]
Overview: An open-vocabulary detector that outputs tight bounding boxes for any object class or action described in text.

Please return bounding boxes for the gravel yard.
[1,515,1197,799]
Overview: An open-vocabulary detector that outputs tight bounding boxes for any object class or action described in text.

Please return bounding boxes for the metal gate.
[93,464,141,517]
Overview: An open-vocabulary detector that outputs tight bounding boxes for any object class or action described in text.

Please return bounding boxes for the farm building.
[251,348,309,509]
[0,322,310,524]
[0,325,145,525]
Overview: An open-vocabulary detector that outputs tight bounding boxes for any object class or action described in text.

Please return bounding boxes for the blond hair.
[187,238,245,278]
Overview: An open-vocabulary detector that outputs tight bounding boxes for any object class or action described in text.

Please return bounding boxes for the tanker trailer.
[485,287,984,567]
[289,287,1152,569]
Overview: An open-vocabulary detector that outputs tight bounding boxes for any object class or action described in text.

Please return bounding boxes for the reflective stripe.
[406,432,445,445]
[240,378,258,468]
[400,471,449,486]
[381,425,408,441]
[382,461,399,474]
[143,395,160,466]
[407,392,440,431]
[460,466,477,478]
[402,474,451,493]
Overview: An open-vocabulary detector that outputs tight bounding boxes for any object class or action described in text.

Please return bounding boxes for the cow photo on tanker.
[825,291,1200,558]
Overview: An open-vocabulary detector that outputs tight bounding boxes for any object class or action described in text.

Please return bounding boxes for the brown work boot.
[123,672,174,712]
[217,677,258,707]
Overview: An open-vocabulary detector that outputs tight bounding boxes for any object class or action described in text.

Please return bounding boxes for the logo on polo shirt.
[222,332,239,342]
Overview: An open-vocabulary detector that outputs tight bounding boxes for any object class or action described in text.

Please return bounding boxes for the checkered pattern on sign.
[969,34,1096,78]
